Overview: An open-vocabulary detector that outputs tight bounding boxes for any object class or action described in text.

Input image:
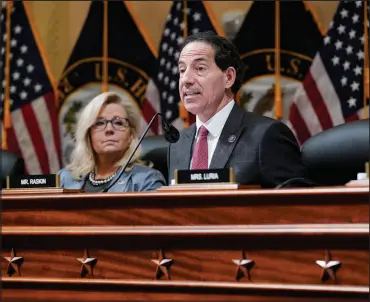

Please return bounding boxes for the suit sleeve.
[258,121,307,188]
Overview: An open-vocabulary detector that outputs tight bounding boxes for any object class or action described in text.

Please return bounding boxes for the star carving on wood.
[4,248,24,277]
[151,249,173,280]
[77,249,98,278]
[316,250,341,282]
[232,249,254,281]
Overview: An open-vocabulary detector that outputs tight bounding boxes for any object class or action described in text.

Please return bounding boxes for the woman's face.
[90,103,133,159]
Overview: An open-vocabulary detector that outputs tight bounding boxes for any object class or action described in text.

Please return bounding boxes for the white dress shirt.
[190,100,235,168]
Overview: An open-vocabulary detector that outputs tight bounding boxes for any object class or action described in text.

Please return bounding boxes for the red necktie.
[191,126,209,170]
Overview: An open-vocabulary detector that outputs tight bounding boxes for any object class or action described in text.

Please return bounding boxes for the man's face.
[178,41,230,121]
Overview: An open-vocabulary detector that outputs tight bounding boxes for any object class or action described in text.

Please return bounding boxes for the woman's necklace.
[89,169,117,186]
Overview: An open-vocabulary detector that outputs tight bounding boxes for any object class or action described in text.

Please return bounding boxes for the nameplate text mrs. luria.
[6,174,60,189]
[174,168,235,184]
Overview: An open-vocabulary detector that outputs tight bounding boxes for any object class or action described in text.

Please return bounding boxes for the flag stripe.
[1,2,61,175]
[288,2,368,145]
[304,71,334,130]
[142,98,159,134]
[145,79,161,134]
[285,119,298,140]
[146,80,161,114]
[346,112,359,122]
[21,104,50,174]
[11,109,42,174]
[31,96,60,173]
[310,55,345,126]
[293,87,323,135]
[44,91,62,166]
[288,103,311,145]
[5,123,20,156]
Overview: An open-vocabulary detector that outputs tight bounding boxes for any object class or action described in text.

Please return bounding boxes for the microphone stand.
[120,112,161,175]
[103,112,177,192]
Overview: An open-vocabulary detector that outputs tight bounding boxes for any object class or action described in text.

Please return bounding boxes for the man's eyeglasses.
[91,117,130,131]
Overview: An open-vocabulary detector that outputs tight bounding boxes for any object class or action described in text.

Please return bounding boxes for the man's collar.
[195,100,235,137]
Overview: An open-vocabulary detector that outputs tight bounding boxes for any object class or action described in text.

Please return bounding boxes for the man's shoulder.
[241,110,277,127]
[233,109,295,142]
[174,105,288,137]
[178,123,196,134]
[174,123,196,142]
[226,103,280,131]
[242,109,294,130]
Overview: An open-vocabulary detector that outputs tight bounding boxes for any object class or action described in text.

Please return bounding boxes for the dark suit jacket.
[0,150,25,189]
[168,104,307,188]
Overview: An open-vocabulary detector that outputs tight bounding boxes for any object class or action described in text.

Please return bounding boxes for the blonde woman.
[59,92,166,192]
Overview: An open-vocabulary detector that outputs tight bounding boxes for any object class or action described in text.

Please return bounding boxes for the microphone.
[161,116,180,143]
[102,112,179,192]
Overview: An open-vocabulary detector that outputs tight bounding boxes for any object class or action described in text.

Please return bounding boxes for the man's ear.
[224,67,236,90]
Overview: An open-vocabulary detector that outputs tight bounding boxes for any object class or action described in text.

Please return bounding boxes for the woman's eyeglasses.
[91,117,130,131]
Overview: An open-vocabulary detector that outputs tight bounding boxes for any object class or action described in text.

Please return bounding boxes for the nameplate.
[6,174,60,189]
[174,168,235,184]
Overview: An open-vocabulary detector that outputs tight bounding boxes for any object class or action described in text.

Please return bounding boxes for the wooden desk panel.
[1,187,369,301]
[2,187,368,226]
[2,225,369,300]
[2,281,368,301]
[3,282,368,301]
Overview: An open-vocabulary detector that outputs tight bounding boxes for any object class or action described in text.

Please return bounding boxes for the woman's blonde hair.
[66,92,142,179]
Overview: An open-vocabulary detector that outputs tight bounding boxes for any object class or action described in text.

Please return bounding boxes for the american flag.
[288,1,369,145]
[156,1,223,129]
[0,1,61,174]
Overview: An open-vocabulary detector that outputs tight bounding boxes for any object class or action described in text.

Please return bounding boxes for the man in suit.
[0,150,25,189]
[168,32,307,188]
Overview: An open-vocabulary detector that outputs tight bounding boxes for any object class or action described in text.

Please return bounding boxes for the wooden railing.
[1,186,369,301]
